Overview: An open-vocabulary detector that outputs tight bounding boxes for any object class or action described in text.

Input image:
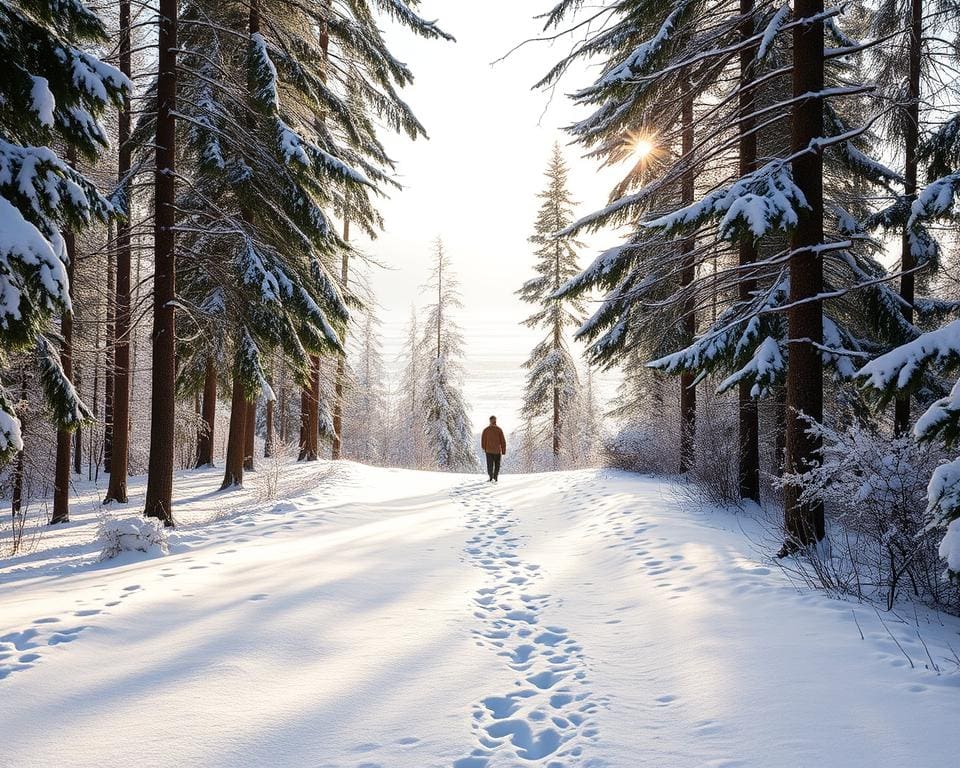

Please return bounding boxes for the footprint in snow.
[450,480,601,767]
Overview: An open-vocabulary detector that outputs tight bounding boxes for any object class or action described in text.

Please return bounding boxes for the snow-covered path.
[1,463,958,768]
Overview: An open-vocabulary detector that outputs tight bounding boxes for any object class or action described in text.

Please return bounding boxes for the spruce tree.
[0,0,127,465]
[517,144,585,465]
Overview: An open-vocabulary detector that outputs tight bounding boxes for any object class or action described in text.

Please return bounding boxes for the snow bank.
[97,516,168,561]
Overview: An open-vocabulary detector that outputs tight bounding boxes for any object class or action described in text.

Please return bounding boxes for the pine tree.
[783,0,827,551]
[517,144,586,466]
[863,0,960,434]
[142,0,178,524]
[537,0,716,475]
[104,0,135,503]
[421,240,477,471]
[129,0,452,492]
[0,0,127,466]
[856,0,960,580]
[541,0,895,550]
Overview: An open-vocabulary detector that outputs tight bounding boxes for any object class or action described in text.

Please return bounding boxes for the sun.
[631,137,655,159]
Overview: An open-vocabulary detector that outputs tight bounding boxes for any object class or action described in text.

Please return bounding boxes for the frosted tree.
[517,144,586,464]
[420,240,477,471]
[396,305,430,468]
[863,0,960,434]
[1,1,128,527]
[859,323,960,579]
[541,0,895,551]
[342,306,388,464]
[129,0,452,497]
[538,0,719,474]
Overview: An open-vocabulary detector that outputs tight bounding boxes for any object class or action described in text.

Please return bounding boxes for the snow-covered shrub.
[98,516,169,561]
[255,439,294,503]
[685,393,741,507]
[602,423,676,474]
[175,403,206,470]
[782,420,959,612]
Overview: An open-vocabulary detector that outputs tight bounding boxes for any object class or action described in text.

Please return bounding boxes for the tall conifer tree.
[517,144,585,463]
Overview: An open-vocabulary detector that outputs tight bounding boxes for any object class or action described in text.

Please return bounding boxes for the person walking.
[481,416,507,482]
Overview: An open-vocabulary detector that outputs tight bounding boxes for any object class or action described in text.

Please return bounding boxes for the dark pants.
[485,452,502,481]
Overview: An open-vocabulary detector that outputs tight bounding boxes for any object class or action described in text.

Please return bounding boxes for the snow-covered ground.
[1,462,958,767]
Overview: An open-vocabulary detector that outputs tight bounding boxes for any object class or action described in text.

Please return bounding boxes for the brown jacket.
[481,425,506,455]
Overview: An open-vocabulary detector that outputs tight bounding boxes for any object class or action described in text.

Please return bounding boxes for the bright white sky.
[357,1,627,432]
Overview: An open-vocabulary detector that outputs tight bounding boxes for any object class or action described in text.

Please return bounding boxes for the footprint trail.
[451,481,603,767]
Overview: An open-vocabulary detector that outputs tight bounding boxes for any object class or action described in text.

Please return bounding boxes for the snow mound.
[940,517,960,575]
[97,516,168,561]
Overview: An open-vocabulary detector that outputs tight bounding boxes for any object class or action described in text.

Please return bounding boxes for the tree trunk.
[264,398,274,458]
[11,367,27,518]
[278,368,287,445]
[105,0,133,504]
[52,210,76,525]
[104,224,115,474]
[196,356,217,467]
[89,346,98,480]
[143,0,178,526]
[243,399,256,470]
[299,1,328,463]
[679,89,697,473]
[332,215,350,459]
[221,374,247,488]
[240,0,260,475]
[299,357,321,460]
[783,0,826,552]
[73,364,82,475]
[738,0,761,502]
[308,356,321,459]
[298,388,309,459]
[552,235,562,461]
[895,0,923,436]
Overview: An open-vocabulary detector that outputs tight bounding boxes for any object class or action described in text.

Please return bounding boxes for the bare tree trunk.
[738,0,760,502]
[196,356,217,467]
[895,0,923,436]
[143,0,178,526]
[221,374,247,488]
[679,89,697,473]
[52,205,76,525]
[105,0,133,504]
[782,0,826,553]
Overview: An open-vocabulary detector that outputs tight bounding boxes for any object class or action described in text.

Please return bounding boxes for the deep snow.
[1,462,958,767]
